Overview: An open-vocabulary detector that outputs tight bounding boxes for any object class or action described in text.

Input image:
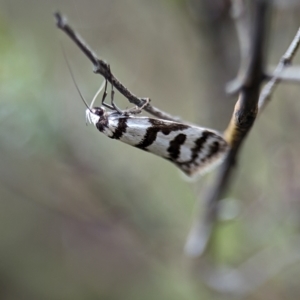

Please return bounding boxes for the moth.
[84,81,229,177]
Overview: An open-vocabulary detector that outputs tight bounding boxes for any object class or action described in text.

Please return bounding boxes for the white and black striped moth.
[84,83,229,176]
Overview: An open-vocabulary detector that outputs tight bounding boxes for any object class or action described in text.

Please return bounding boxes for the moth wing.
[173,129,229,176]
[104,115,228,177]
[129,118,228,176]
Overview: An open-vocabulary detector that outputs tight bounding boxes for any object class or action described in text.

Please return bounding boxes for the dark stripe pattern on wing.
[167,134,187,160]
[175,131,227,175]
[111,118,128,140]
[136,119,189,149]
[207,141,220,159]
[189,131,213,163]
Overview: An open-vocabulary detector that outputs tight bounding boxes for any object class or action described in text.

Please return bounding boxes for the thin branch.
[230,0,251,88]
[258,27,300,111]
[227,3,300,96]
[227,65,300,95]
[225,0,252,96]
[185,0,270,257]
[264,66,300,84]
[54,12,181,122]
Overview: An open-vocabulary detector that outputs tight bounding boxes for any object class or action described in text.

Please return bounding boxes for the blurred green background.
[1,0,300,299]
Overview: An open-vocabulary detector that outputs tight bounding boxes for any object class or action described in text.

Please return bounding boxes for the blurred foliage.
[0,0,300,299]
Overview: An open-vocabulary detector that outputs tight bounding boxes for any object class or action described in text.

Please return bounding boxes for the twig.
[229,0,251,90]
[258,27,300,111]
[225,0,252,96]
[227,2,300,96]
[264,66,300,84]
[54,12,181,122]
[227,65,300,95]
[185,0,270,257]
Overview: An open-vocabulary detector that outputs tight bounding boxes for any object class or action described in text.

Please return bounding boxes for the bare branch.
[185,0,270,257]
[229,0,251,90]
[225,66,300,95]
[258,27,300,111]
[227,65,300,95]
[54,12,181,122]
[264,66,300,83]
[227,3,300,97]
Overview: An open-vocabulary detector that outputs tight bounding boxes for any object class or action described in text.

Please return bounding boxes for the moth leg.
[101,79,108,105]
[110,83,123,114]
[100,79,115,110]
[136,98,149,112]
[125,98,150,115]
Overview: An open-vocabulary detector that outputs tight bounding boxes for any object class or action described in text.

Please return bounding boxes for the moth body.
[86,107,229,176]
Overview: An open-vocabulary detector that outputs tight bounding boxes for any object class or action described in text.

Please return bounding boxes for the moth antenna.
[90,79,106,108]
[60,40,92,112]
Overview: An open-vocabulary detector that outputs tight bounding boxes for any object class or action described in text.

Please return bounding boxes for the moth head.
[86,106,106,126]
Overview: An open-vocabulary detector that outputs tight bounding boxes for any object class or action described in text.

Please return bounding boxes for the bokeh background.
[1,0,300,299]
